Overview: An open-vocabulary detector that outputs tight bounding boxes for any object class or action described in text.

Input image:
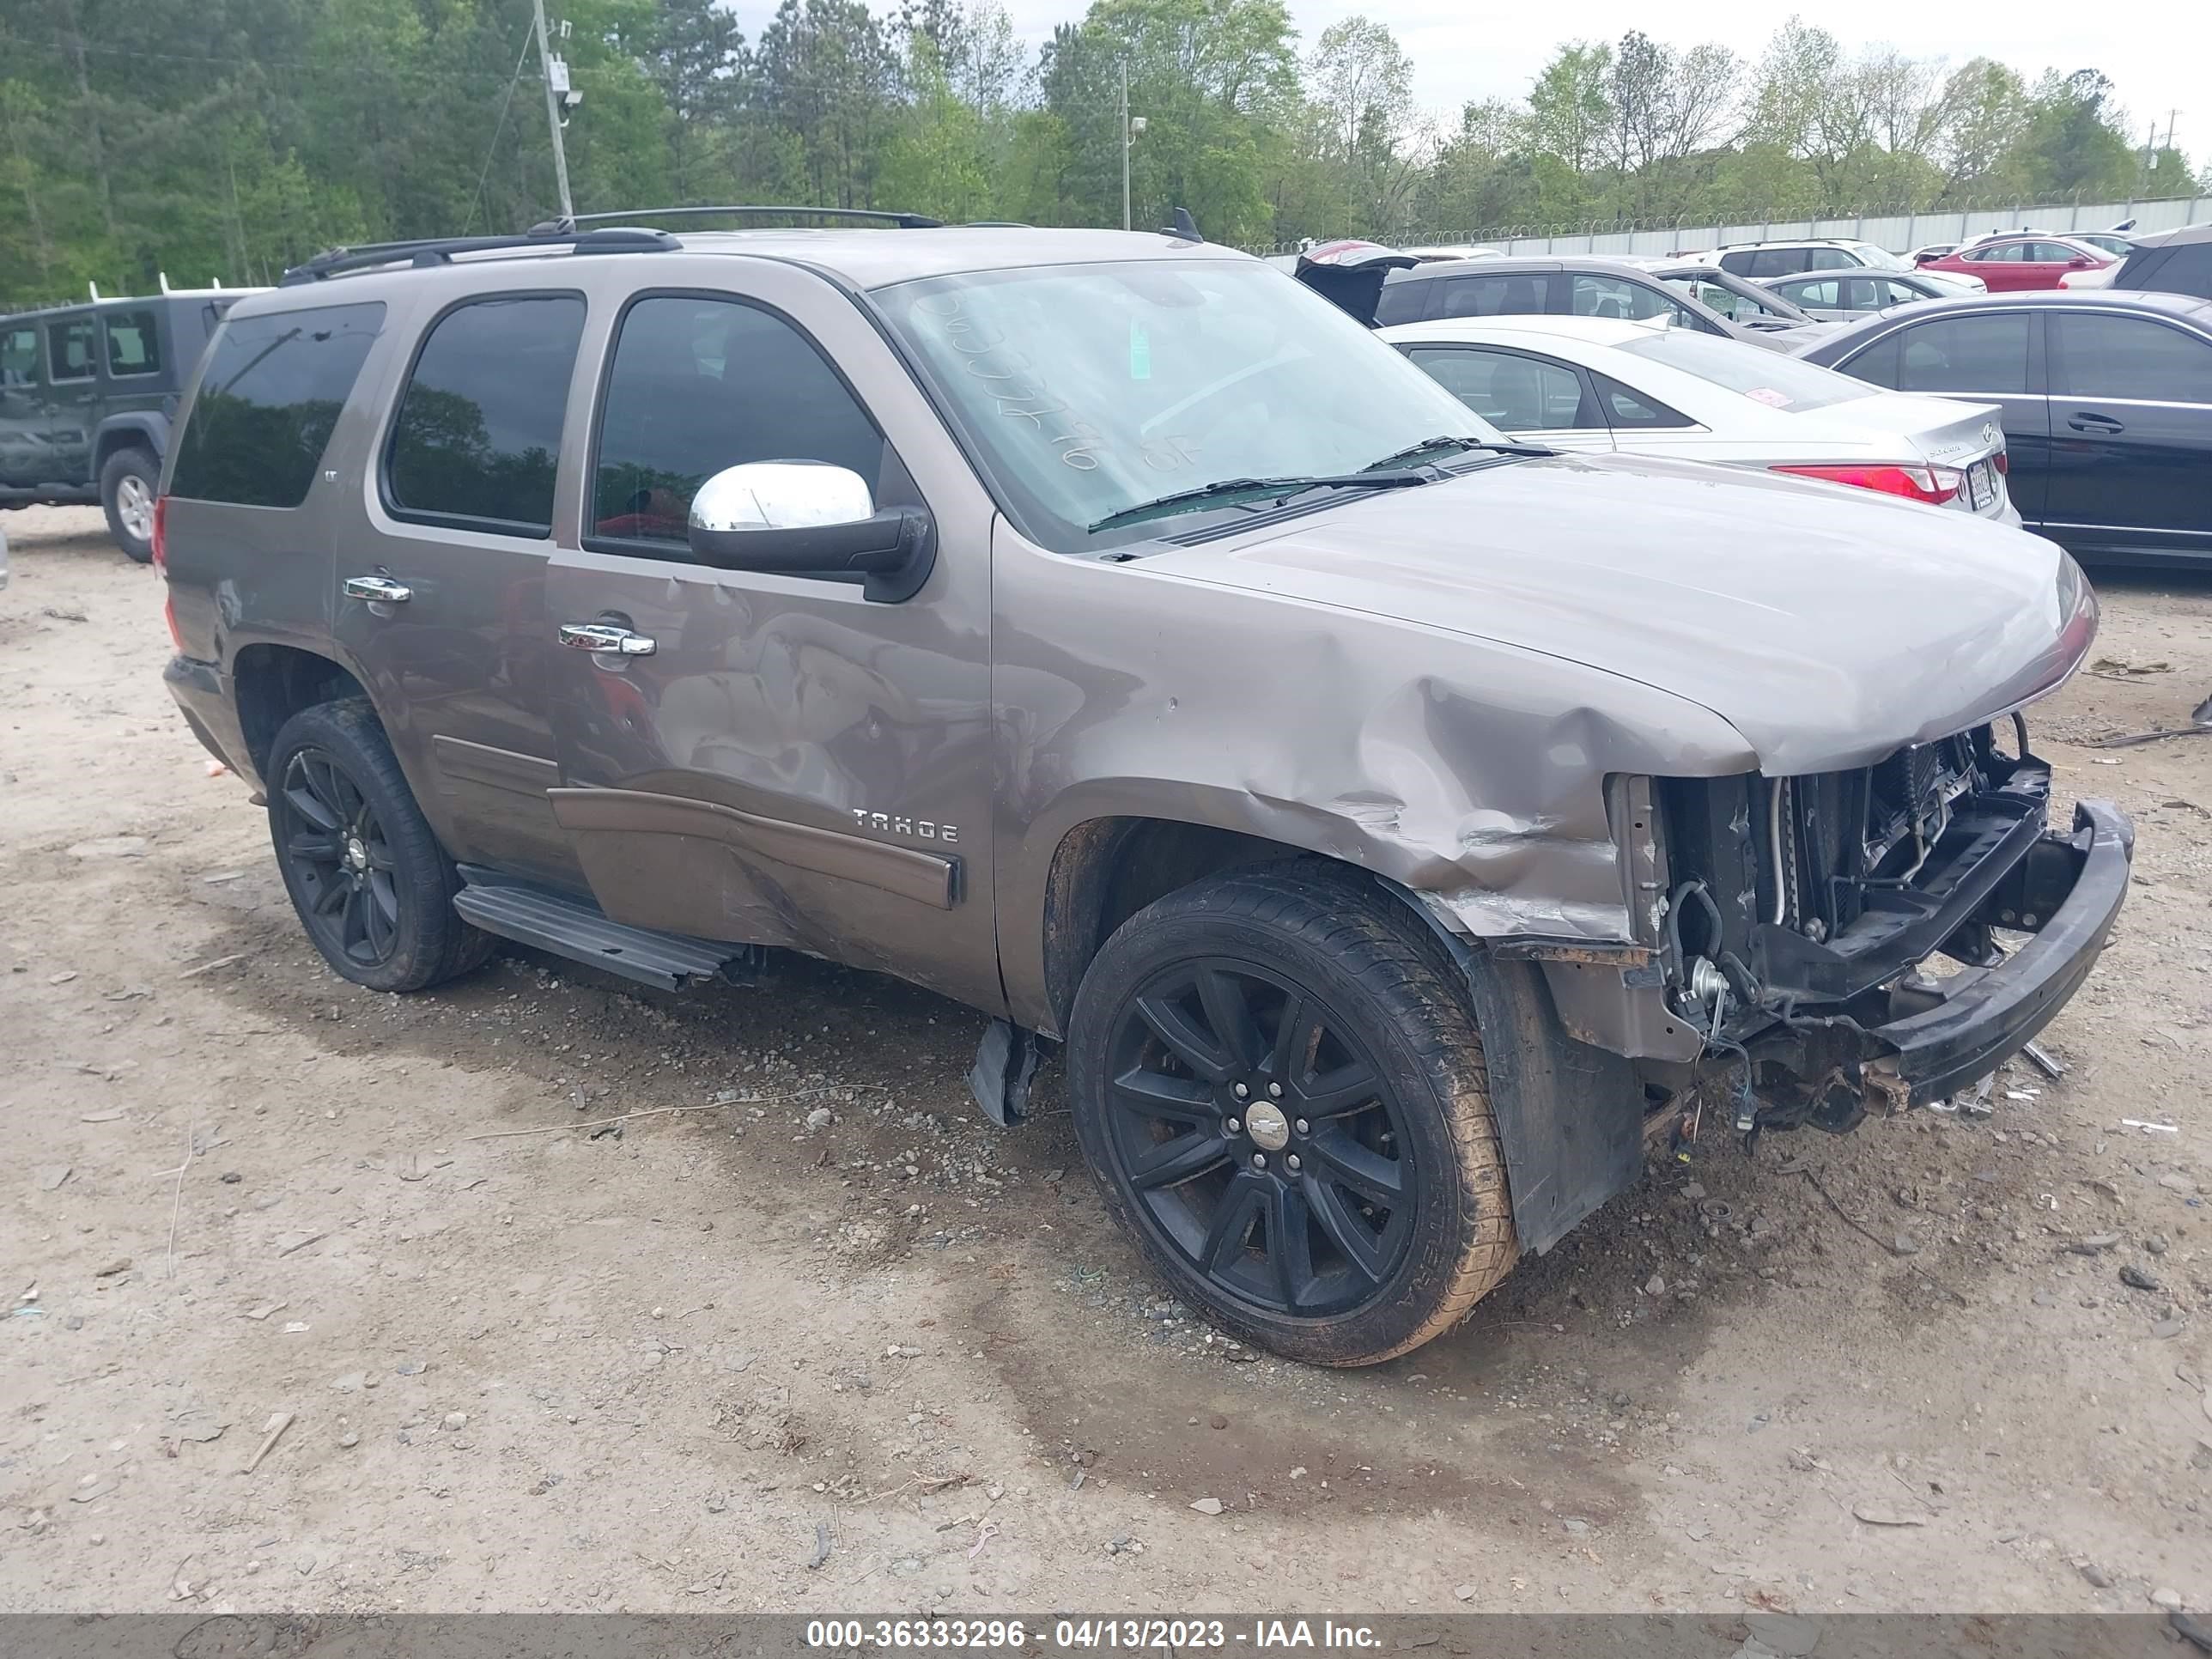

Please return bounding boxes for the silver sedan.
[1382,313,2019,523]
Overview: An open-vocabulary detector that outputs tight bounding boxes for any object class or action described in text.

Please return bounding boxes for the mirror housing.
[686,462,936,604]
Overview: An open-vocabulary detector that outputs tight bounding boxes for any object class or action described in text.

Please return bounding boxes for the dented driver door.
[541,271,1003,1013]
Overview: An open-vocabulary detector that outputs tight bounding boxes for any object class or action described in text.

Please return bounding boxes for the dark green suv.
[0,290,248,560]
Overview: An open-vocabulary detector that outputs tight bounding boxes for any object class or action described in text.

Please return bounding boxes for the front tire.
[100,446,159,563]
[264,698,495,993]
[1066,866,1516,1366]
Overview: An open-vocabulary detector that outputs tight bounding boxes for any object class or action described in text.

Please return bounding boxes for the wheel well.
[233,645,368,776]
[94,425,159,473]
[1040,817,1344,1035]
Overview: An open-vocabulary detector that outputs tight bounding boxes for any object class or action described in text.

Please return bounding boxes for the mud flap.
[1390,889,1646,1255]
[968,1018,1043,1127]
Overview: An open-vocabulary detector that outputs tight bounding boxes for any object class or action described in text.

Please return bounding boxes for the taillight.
[1771,463,1964,505]
[1991,447,2008,475]
[152,495,183,648]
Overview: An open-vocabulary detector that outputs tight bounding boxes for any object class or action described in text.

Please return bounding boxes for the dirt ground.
[2,502,2209,1618]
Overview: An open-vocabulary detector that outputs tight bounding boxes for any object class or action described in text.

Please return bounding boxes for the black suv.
[2106,223,2212,301]
[0,290,247,560]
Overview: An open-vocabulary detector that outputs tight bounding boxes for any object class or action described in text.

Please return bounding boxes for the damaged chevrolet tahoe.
[156,215,2130,1366]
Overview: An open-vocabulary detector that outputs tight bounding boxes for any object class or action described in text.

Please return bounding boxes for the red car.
[1920,234,2116,292]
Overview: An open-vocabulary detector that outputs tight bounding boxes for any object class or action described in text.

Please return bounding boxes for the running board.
[452,871,764,991]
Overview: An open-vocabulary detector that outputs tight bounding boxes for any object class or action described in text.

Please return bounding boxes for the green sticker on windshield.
[1129,320,1151,381]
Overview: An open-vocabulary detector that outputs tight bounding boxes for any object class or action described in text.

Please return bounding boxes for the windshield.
[874,258,1504,550]
[1847,242,1913,272]
[1614,327,1875,411]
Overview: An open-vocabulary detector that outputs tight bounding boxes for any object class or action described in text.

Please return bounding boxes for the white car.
[1686,238,1988,296]
[1381,313,2018,521]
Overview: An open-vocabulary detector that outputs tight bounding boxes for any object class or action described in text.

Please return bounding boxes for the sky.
[721,0,2211,173]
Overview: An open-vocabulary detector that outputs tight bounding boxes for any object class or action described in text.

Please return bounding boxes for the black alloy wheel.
[1102,958,1415,1317]
[1068,866,1516,1366]
[275,744,403,970]
[262,698,494,993]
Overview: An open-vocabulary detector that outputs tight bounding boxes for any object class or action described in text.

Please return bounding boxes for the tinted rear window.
[385,295,586,535]
[170,302,385,507]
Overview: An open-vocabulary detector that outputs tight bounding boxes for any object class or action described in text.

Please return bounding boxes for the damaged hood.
[1146,450,2094,775]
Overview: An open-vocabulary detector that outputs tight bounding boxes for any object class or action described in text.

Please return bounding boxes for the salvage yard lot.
[2,503,2209,1615]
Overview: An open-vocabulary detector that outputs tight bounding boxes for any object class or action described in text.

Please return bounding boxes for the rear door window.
[1806,247,1854,270]
[384,294,586,536]
[1895,313,2031,394]
[1431,273,1553,319]
[46,316,96,381]
[1403,345,1595,428]
[1,325,36,386]
[1790,279,1844,309]
[2049,314,2212,404]
[1569,274,1679,322]
[102,309,161,377]
[170,301,386,507]
[590,295,890,554]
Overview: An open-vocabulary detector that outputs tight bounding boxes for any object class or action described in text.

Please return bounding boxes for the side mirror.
[687,461,936,604]
[2067,256,2093,269]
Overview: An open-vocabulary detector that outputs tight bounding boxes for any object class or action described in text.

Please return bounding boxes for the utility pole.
[1120,61,1131,232]
[532,0,574,223]
[1118,64,1146,233]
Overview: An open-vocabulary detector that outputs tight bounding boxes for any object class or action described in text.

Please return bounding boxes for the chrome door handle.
[558,622,656,656]
[342,575,411,604]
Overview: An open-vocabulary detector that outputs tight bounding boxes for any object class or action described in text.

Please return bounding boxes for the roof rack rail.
[279,226,678,287]
[532,204,945,233]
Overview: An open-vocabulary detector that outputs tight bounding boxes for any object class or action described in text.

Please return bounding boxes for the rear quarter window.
[169,302,386,508]
[1372,277,1428,326]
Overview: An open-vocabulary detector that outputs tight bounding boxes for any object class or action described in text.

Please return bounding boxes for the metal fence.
[1249,191,2212,263]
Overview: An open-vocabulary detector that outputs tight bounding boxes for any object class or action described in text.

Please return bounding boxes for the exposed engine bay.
[1648,718,2131,1138]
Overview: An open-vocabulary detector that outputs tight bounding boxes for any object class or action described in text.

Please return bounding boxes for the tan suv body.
[158,222,2130,1364]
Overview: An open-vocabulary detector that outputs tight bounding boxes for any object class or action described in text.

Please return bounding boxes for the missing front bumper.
[1730,799,2131,1130]
[1861,799,2131,1107]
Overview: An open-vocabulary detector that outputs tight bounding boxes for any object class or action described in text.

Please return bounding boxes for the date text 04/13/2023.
[803,1620,1382,1650]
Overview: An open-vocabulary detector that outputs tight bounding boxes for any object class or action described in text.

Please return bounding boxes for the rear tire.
[1066,865,1516,1366]
[265,698,495,992]
[100,446,159,563]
